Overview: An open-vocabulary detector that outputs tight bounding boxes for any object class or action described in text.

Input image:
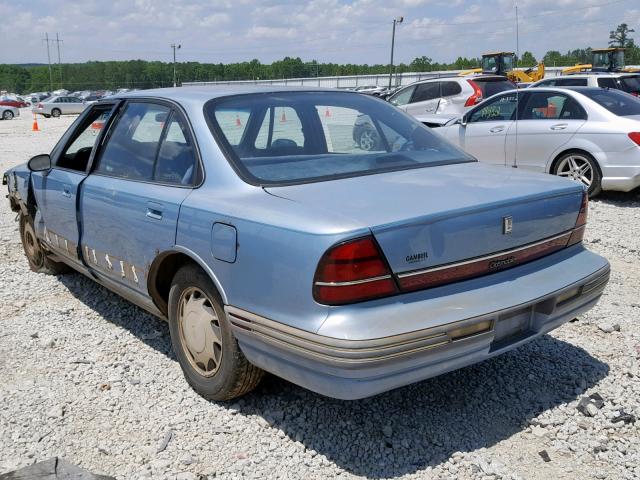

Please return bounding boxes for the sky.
[0,0,638,66]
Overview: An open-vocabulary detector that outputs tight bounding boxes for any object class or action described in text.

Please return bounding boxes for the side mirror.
[27,154,51,172]
[460,114,468,127]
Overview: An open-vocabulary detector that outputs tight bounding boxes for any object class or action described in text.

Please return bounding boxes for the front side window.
[389,86,416,106]
[96,102,170,181]
[56,106,113,171]
[619,75,640,95]
[206,91,473,185]
[468,93,518,123]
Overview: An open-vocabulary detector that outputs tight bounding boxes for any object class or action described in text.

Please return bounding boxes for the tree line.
[1,23,637,94]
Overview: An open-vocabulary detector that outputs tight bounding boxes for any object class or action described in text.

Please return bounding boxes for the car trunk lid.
[266,163,583,275]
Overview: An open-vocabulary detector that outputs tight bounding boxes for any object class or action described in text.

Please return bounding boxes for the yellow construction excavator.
[562,48,640,74]
[458,52,545,83]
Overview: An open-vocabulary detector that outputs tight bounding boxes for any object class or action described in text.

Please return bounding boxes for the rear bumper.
[228,247,610,400]
[598,151,640,192]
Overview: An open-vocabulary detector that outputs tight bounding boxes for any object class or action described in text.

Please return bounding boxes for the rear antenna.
[513,1,519,168]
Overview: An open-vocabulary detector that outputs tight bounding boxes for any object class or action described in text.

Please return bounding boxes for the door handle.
[550,123,568,130]
[489,126,505,133]
[62,186,71,198]
[146,208,163,220]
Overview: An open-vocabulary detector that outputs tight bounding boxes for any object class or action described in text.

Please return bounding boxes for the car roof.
[113,85,341,103]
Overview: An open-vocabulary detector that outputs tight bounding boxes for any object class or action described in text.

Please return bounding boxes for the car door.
[80,101,198,295]
[404,82,441,116]
[505,91,587,172]
[67,97,83,114]
[30,103,117,267]
[445,91,519,166]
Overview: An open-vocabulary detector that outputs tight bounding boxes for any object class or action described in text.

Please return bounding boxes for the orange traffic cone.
[280,110,287,123]
[325,107,331,117]
[32,114,39,132]
[236,114,242,127]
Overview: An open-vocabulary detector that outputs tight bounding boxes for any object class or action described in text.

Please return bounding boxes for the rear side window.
[155,114,197,185]
[411,82,440,103]
[473,79,516,98]
[96,103,170,181]
[598,78,618,88]
[619,75,640,95]
[521,92,586,120]
[441,82,462,97]
[580,88,640,116]
[555,78,588,87]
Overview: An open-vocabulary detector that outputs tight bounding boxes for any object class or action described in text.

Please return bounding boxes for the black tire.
[357,126,379,151]
[51,108,61,118]
[2,110,14,120]
[168,264,264,401]
[552,151,602,198]
[19,215,70,275]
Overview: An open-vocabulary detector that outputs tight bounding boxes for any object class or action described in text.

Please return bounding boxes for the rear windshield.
[205,91,473,185]
[619,75,640,94]
[580,88,640,116]
[474,78,517,98]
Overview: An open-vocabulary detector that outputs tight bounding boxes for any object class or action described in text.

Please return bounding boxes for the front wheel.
[168,264,264,401]
[358,127,380,151]
[553,152,602,197]
[19,215,70,275]
[51,108,61,118]
[2,110,14,120]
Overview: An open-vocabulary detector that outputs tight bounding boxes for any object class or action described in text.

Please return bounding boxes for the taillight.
[629,132,640,146]
[568,191,588,246]
[464,80,483,107]
[313,236,397,305]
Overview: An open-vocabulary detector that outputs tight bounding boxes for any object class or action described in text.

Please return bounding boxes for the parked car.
[435,87,640,196]
[0,105,19,120]
[387,75,517,117]
[531,73,640,96]
[4,87,609,400]
[0,96,29,108]
[32,96,88,117]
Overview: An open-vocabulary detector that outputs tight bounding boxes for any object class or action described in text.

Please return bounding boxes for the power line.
[42,33,53,91]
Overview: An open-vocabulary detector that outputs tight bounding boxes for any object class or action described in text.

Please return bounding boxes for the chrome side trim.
[315,274,392,287]
[397,229,575,279]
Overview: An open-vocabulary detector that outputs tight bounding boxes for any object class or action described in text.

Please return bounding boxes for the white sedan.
[435,87,640,196]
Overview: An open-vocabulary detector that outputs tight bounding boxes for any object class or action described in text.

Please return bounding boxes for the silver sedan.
[32,95,88,118]
[0,105,19,120]
[435,87,640,196]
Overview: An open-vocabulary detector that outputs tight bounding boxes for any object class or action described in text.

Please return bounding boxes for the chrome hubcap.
[557,155,592,188]
[359,129,377,151]
[178,287,222,377]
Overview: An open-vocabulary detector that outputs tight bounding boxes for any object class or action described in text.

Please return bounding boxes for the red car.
[0,97,29,108]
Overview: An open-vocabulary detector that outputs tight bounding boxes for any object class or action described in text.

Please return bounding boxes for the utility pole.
[53,33,63,87]
[388,17,403,90]
[43,33,53,92]
[515,3,519,68]
[171,43,181,87]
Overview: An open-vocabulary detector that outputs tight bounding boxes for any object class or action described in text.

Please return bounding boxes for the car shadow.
[58,273,609,478]
[594,188,639,207]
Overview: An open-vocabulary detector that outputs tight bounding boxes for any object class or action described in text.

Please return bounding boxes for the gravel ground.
[1,110,639,480]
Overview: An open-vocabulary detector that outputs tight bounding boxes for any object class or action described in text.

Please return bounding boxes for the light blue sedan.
[3,87,610,400]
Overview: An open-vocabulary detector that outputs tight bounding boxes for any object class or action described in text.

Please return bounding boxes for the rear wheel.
[358,127,379,151]
[2,110,14,120]
[553,152,602,197]
[19,215,70,275]
[51,108,61,118]
[168,264,264,401]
